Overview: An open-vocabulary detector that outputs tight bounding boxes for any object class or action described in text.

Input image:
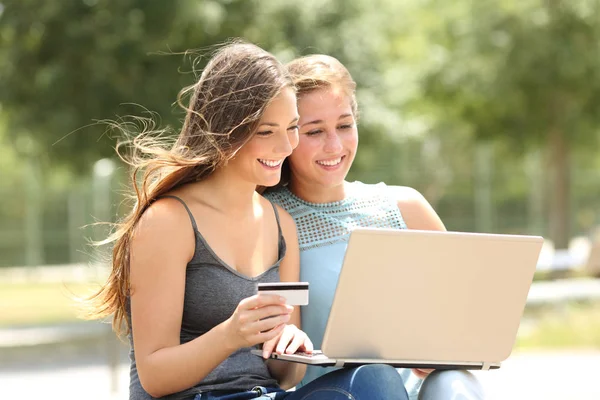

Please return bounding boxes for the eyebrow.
[259,116,300,127]
[301,113,353,127]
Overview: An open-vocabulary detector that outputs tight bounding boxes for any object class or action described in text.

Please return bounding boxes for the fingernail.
[279,296,286,303]
[262,351,269,359]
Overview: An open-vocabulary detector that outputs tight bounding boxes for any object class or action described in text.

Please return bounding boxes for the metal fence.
[2,155,600,268]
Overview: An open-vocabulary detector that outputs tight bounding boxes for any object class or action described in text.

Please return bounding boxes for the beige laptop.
[253,228,544,370]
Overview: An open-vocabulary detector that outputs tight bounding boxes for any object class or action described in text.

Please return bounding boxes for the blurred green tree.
[0,0,422,191]
[0,0,261,172]
[421,0,600,248]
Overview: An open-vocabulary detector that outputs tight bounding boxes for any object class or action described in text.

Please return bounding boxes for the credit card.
[257,282,309,306]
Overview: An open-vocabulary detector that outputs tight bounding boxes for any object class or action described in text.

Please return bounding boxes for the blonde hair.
[286,54,358,119]
[86,41,293,336]
[270,54,357,188]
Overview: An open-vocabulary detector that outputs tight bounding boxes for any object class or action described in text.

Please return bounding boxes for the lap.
[197,365,409,400]
[286,365,409,400]
[418,370,486,400]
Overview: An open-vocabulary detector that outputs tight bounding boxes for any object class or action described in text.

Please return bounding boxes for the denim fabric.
[418,370,486,400]
[197,365,408,400]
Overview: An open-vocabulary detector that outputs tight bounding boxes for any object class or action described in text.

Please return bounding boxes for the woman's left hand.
[412,368,435,379]
[261,324,314,359]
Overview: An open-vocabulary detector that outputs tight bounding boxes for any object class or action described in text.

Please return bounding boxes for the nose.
[275,130,295,157]
[323,131,343,154]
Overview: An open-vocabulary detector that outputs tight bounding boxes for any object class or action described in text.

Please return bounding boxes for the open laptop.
[252,228,544,370]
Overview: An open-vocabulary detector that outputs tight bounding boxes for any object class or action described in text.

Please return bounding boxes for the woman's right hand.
[223,294,294,350]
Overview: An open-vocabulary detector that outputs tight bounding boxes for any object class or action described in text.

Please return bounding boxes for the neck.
[288,177,349,204]
[191,168,259,216]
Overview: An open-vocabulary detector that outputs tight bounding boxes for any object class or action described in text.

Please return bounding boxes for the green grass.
[516,302,600,350]
[531,268,593,282]
[3,282,600,352]
[0,282,101,327]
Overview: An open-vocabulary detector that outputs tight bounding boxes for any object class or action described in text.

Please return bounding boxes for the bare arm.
[390,186,446,231]
[264,206,310,389]
[130,198,290,397]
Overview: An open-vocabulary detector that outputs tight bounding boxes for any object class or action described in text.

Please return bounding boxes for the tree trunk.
[547,128,570,249]
[25,156,44,266]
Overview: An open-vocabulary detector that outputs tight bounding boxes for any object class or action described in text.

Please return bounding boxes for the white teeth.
[258,159,283,167]
[316,157,342,166]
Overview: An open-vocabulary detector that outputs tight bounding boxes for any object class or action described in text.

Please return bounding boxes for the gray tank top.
[127,195,285,399]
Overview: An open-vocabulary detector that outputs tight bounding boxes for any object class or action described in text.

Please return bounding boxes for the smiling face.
[227,86,299,188]
[287,87,358,200]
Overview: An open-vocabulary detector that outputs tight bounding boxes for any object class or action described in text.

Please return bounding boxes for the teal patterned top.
[265,181,423,399]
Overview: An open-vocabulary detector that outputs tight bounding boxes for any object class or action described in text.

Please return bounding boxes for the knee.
[351,365,409,398]
[296,365,409,400]
[419,370,486,400]
[354,364,403,380]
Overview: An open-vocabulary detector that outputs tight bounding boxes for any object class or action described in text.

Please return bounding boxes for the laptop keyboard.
[294,350,323,357]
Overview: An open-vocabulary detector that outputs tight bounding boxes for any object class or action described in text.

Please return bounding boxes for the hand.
[223,294,293,350]
[261,324,313,359]
[412,368,435,379]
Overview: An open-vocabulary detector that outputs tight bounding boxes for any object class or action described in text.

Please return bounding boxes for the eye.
[305,129,322,136]
[256,130,273,136]
[338,124,354,130]
[287,125,299,132]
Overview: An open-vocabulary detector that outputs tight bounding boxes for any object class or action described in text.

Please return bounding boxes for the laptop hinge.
[334,360,345,368]
[481,362,491,371]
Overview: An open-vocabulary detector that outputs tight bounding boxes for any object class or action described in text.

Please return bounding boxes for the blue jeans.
[196,364,409,400]
[418,370,486,400]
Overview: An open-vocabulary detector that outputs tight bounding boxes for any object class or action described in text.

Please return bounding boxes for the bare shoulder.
[388,185,446,231]
[272,204,297,238]
[132,196,196,264]
[258,196,298,248]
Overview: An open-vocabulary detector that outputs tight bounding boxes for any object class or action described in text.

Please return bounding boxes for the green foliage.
[0,0,414,173]
[417,0,600,246]
[422,0,600,148]
[2,0,600,264]
[0,0,263,172]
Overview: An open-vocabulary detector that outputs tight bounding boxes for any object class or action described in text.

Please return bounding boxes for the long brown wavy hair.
[86,41,293,336]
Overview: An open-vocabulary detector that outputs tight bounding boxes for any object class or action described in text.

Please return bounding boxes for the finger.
[411,368,424,378]
[417,368,434,374]
[234,305,291,333]
[412,368,434,379]
[284,331,306,354]
[299,335,313,353]
[253,323,286,344]
[240,294,287,310]
[261,332,282,359]
[251,304,293,322]
[251,313,291,333]
[276,325,296,355]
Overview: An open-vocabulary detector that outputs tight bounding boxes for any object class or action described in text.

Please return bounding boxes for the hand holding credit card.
[257,282,309,306]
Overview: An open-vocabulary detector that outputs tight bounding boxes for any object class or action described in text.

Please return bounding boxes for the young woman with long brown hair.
[87,41,409,400]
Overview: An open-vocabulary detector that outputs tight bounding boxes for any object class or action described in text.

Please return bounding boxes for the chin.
[320,175,346,188]
[259,177,281,188]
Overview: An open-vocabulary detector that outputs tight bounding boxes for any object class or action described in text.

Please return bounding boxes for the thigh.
[285,365,409,400]
[418,370,486,400]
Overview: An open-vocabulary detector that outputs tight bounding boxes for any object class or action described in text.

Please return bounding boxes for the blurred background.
[1,0,599,399]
